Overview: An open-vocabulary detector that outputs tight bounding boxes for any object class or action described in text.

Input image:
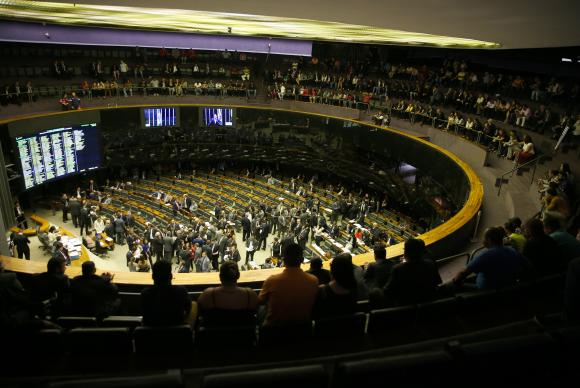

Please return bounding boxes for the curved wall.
[0,103,483,289]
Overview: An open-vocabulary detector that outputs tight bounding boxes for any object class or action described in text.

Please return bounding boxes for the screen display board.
[143,107,178,127]
[202,107,234,127]
[15,123,101,190]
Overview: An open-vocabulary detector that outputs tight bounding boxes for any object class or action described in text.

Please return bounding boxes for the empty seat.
[56,316,98,330]
[118,292,142,315]
[367,305,419,345]
[48,373,183,388]
[196,324,256,348]
[202,365,327,388]
[67,327,133,355]
[455,334,560,385]
[416,297,464,338]
[9,329,64,356]
[134,325,194,355]
[314,312,367,339]
[258,322,313,347]
[336,351,454,388]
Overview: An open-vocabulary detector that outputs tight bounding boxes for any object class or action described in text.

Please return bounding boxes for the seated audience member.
[141,260,193,326]
[314,254,358,318]
[516,135,535,164]
[543,215,580,263]
[306,257,331,285]
[0,261,56,331]
[543,188,571,220]
[70,261,119,318]
[453,227,528,290]
[30,258,70,318]
[522,218,565,276]
[258,243,318,326]
[383,238,441,305]
[364,243,393,290]
[565,257,580,322]
[343,252,369,300]
[197,261,259,326]
[503,219,526,253]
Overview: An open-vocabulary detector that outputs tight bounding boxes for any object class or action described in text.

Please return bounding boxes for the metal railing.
[496,154,547,196]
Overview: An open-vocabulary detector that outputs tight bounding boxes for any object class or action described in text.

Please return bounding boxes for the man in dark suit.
[70,261,119,318]
[61,194,70,222]
[245,236,257,264]
[30,258,70,318]
[364,243,393,291]
[113,213,126,245]
[258,221,270,250]
[162,233,175,262]
[241,215,251,241]
[124,211,135,229]
[12,231,31,260]
[217,234,228,262]
[383,238,441,306]
[69,197,81,228]
[152,232,164,262]
[210,239,220,269]
[79,202,91,236]
[14,201,28,229]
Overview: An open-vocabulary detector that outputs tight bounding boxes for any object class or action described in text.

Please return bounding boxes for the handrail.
[496,154,547,196]
[435,251,471,267]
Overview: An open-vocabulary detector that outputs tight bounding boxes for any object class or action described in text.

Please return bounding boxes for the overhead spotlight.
[44,32,50,39]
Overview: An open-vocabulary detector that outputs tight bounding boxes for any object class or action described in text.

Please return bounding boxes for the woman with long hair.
[314,253,358,318]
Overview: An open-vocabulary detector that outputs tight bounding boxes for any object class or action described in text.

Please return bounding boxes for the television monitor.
[202,107,234,127]
[142,107,179,128]
[15,123,101,190]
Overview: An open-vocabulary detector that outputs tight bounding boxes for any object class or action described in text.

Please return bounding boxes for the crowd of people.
[267,56,580,144]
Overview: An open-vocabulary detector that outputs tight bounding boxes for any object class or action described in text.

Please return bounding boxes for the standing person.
[113,213,126,245]
[152,232,164,262]
[69,197,81,228]
[258,243,319,326]
[163,232,175,262]
[245,235,257,264]
[242,214,251,242]
[79,201,91,236]
[12,231,31,260]
[210,239,220,270]
[14,200,28,229]
[271,237,282,266]
[61,194,70,223]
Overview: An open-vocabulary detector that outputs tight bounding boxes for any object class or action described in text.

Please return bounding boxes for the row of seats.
[16,321,580,387]
[43,272,564,356]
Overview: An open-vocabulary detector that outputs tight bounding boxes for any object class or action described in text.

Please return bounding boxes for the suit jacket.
[69,200,81,216]
[12,234,30,251]
[70,274,119,317]
[113,218,125,233]
[364,259,394,290]
[163,236,175,252]
[383,259,441,306]
[242,217,251,231]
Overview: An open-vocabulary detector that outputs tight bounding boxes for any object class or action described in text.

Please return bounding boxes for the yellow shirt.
[258,267,318,327]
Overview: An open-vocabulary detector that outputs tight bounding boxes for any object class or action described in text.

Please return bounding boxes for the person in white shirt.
[93,217,105,234]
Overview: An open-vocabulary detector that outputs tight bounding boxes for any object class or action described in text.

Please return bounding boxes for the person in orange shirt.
[258,243,318,327]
